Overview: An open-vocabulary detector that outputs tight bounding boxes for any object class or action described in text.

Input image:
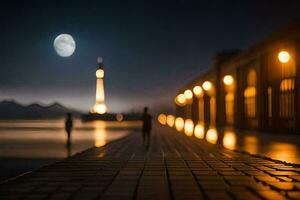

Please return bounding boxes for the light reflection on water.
[93,121,107,147]
[0,119,141,158]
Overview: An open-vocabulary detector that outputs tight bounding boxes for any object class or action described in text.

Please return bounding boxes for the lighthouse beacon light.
[91,57,107,114]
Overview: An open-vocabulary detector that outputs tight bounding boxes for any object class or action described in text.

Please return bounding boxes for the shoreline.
[0,157,60,181]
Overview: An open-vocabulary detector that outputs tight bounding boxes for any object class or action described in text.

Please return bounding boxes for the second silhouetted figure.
[65,113,73,147]
[141,107,152,149]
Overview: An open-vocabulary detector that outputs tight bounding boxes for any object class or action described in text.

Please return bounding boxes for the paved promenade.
[1,126,300,200]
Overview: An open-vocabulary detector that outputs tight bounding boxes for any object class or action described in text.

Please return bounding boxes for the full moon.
[53,34,76,57]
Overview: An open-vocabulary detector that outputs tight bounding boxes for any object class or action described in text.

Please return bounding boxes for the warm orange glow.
[206,128,218,144]
[244,87,256,97]
[223,75,234,86]
[157,114,167,125]
[116,114,124,122]
[279,78,295,118]
[244,86,256,118]
[244,136,258,154]
[278,51,290,63]
[222,131,236,150]
[184,119,194,136]
[193,86,203,97]
[266,142,298,164]
[93,121,107,147]
[91,66,107,114]
[175,117,184,132]
[202,81,212,91]
[194,124,204,139]
[166,115,175,127]
[175,94,186,106]
[225,93,234,124]
[184,89,193,100]
[210,97,216,126]
[96,69,104,78]
[91,103,107,114]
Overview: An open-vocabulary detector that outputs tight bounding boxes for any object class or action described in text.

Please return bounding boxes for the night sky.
[0,0,300,114]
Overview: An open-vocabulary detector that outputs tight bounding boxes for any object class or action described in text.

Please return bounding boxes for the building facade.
[175,24,300,134]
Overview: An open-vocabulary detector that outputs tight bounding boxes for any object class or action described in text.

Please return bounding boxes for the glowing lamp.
[193,86,203,97]
[175,94,186,105]
[222,131,236,150]
[202,81,212,91]
[206,128,218,144]
[194,124,204,139]
[116,114,124,122]
[166,115,175,127]
[96,69,104,78]
[92,104,107,114]
[184,89,193,100]
[175,117,184,132]
[223,75,234,86]
[278,51,290,63]
[184,119,194,136]
[157,114,167,125]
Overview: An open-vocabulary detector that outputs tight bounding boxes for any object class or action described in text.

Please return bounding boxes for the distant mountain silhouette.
[0,100,82,119]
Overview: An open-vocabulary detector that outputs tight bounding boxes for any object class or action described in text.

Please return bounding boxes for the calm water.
[0,119,141,158]
[0,119,141,180]
[0,119,140,158]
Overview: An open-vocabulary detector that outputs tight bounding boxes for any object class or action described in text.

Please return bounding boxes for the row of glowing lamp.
[157,114,237,150]
[158,114,215,142]
[175,75,234,106]
[175,50,291,106]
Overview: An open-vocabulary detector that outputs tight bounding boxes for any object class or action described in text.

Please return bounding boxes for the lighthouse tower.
[91,57,107,114]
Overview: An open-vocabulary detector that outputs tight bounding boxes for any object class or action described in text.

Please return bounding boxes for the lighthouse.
[91,57,107,114]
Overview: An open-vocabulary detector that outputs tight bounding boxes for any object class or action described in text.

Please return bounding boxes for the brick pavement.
[1,125,300,200]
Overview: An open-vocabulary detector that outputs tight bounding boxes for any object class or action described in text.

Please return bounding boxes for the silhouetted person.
[65,113,73,147]
[141,107,152,149]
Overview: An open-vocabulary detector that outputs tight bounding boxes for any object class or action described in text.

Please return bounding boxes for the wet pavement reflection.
[204,128,300,164]
[161,116,300,164]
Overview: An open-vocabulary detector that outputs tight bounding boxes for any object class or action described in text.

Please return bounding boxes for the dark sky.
[0,0,300,113]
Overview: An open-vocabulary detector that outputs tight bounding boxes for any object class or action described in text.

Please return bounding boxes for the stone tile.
[268,171,299,176]
[1,128,300,200]
[257,190,286,200]
[287,191,300,199]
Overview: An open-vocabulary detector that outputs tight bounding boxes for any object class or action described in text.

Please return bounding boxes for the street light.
[206,128,218,144]
[175,117,184,132]
[157,114,167,125]
[202,81,212,91]
[223,75,234,86]
[193,86,203,97]
[166,115,175,127]
[278,51,290,63]
[175,94,186,106]
[223,131,236,150]
[184,89,193,100]
[194,124,204,139]
[184,119,194,136]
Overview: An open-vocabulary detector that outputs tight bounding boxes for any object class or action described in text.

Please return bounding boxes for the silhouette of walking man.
[65,113,73,147]
[141,107,152,149]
